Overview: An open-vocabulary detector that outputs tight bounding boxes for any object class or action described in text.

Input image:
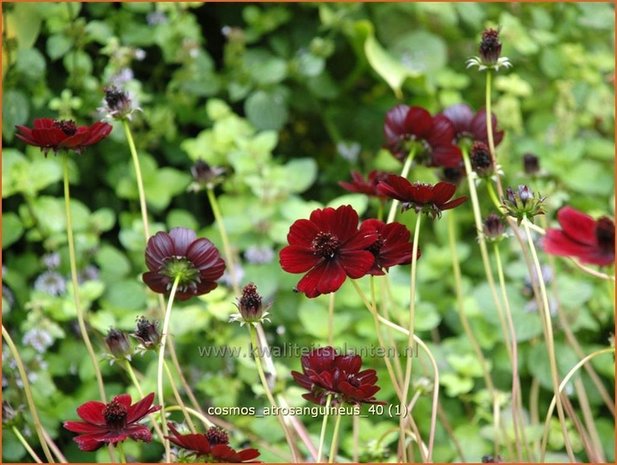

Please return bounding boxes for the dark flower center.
[471,143,492,173]
[103,400,128,430]
[367,235,384,256]
[312,232,341,259]
[346,374,361,388]
[53,120,77,136]
[104,87,128,109]
[595,217,615,254]
[205,426,229,445]
[162,257,200,291]
[443,166,464,184]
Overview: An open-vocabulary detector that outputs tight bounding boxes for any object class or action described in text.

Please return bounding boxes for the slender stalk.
[164,360,197,433]
[207,187,239,294]
[166,405,213,428]
[122,120,150,238]
[317,394,333,462]
[248,325,299,462]
[530,377,542,457]
[522,218,575,461]
[327,292,335,346]
[573,378,605,462]
[485,70,498,172]
[157,276,181,462]
[540,347,614,461]
[352,413,360,462]
[327,413,343,463]
[42,429,68,463]
[63,155,107,403]
[2,326,54,462]
[12,425,43,463]
[117,442,127,464]
[399,213,422,461]
[386,149,416,223]
[486,181,502,212]
[436,404,466,461]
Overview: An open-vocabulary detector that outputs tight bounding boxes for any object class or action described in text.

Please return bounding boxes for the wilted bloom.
[64,393,160,451]
[440,104,505,147]
[502,185,544,224]
[377,175,467,219]
[102,86,137,120]
[483,214,506,241]
[291,346,384,405]
[467,28,512,72]
[470,141,493,177]
[359,220,417,275]
[132,316,161,350]
[166,423,260,462]
[523,153,540,175]
[279,205,377,298]
[383,105,462,167]
[105,328,131,361]
[338,170,389,199]
[143,228,226,301]
[34,271,66,296]
[544,207,614,266]
[230,283,270,326]
[16,118,112,155]
[190,160,226,190]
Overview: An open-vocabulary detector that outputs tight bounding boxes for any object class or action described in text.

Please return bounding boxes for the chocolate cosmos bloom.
[143,228,225,301]
[338,170,389,199]
[166,423,260,463]
[132,316,161,350]
[15,118,112,155]
[359,219,417,275]
[470,141,493,177]
[544,207,615,266]
[291,346,384,405]
[63,393,160,451]
[279,205,377,298]
[440,104,504,147]
[479,28,502,65]
[377,175,467,219]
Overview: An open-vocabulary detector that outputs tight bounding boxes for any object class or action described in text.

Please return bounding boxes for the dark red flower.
[544,207,615,266]
[359,219,418,275]
[338,170,389,199]
[291,346,384,405]
[383,105,462,167]
[440,104,504,147]
[279,205,377,298]
[470,141,493,177]
[166,423,260,463]
[63,393,160,451]
[15,118,112,155]
[376,175,467,219]
[143,227,226,301]
[480,28,502,65]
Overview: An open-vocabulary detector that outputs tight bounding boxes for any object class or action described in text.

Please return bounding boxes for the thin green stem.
[522,219,575,462]
[117,442,126,464]
[328,413,343,463]
[157,276,181,463]
[63,155,107,403]
[486,182,502,212]
[166,405,213,429]
[122,120,150,238]
[327,292,335,346]
[386,148,415,223]
[399,213,422,461]
[248,325,298,462]
[2,326,54,462]
[164,360,197,433]
[13,425,43,463]
[207,187,239,294]
[485,70,498,174]
[317,394,333,462]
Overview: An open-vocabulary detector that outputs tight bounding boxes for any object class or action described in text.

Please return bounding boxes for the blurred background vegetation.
[2,2,614,462]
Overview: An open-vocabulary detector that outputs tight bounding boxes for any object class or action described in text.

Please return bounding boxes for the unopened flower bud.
[523,153,540,175]
[479,29,502,65]
[470,141,493,177]
[230,283,271,326]
[483,213,506,241]
[103,86,136,120]
[105,328,131,361]
[190,160,226,191]
[132,316,161,351]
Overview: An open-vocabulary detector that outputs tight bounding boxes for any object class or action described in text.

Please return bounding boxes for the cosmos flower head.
[523,153,540,175]
[467,28,512,72]
[105,328,131,362]
[15,118,112,156]
[483,213,506,242]
[338,170,390,199]
[440,104,505,148]
[470,141,494,177]
[132,316,161,351]
[102,86,139,121]
[63,393,160,451]
[358,219,418,275]
[190,160,226,191]
[544,207,615,266]
[230,283,271,326]
[502,185,545,224]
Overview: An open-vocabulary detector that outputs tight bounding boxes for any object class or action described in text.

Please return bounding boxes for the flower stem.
[207,186,239,294]
[386,148,415,223]
[2,325,54,462]
[328,412,343,463]
[117,442,126,464]
[164,360,197,433]
[63,155,108,403]
[12,426,43,463]
[486,181,502,212]
[157,276,181,463]
[485,70,498,172]
[399,213,421,461]
[317,394,333,462]
[522,218,575,462]
[327,292,335,346]
[248,325,299,462]
[122,120,150,238]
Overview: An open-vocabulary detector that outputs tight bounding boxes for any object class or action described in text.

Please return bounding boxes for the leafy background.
[2,2,614,463]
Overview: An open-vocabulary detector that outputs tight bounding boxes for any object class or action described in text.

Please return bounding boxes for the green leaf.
[244,90,288,131]
[15,48,46,80]
[2,90,29,141]
[10,4,42,50]
[46,34,72,60]
[282,158,317,193]
[298,299,352,339]
[3,212,24,249]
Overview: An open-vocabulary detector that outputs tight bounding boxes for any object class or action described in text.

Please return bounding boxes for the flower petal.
[279,245,319,273]
[169,227,197,256]
[556,206,597,247]
[76,401,106,426]
[296,260,346,298]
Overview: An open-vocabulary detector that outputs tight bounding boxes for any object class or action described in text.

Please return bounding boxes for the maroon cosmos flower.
[377,175,467,219]
[544,207,615,266]
[166,423,260,463]
[291,346,384,405]
[279,205,377,298]
[143,227,225,301]
[63,393,160,451]
[15,118,112,155]
[338,170,389,199]
[359,219,417,275]
[383,104,462,167]
[440,103,504,147]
